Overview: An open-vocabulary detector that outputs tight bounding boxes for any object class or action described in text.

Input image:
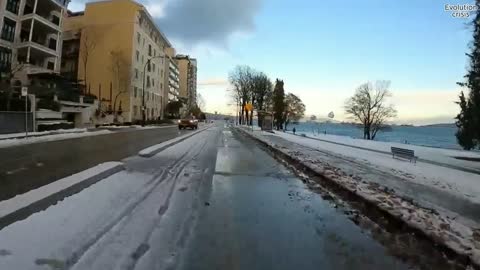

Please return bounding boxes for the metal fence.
[0,111,33,134]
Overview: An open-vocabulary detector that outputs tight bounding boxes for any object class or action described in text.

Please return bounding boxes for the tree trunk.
[240,101,245,125]
[245,110,249,126]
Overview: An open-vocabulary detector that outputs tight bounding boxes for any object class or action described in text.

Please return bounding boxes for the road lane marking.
[6,167,27,175]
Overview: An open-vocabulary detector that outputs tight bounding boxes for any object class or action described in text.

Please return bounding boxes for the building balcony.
[168,72,178,80]
[17,41,57,56]
[22,0,63,28]
[17,46,58,74]
[21,14,61,32]
[19,19,59,56]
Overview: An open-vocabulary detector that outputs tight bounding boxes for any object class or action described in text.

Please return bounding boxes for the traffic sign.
[21,87,28,97]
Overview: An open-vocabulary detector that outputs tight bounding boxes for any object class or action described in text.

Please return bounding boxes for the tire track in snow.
[65,144,197,269]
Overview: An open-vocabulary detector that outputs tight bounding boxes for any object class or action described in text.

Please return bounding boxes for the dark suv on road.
[178,118,198,130]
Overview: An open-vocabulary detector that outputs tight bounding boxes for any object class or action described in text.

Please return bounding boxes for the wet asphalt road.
[0,123,455,269]
[176,126,412,270]
[0,126,190,201]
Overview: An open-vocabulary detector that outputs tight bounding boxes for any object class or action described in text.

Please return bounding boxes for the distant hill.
[419,123,456,128]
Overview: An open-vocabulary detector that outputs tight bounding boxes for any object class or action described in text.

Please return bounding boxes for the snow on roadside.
[0,170,154,270]
[237,127,480,267]
[0,162,123,219]
[0,130,112,149]
[0,128,88,140]
[273,132,480,204]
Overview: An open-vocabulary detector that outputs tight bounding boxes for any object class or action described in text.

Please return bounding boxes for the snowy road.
[0,123,459,270]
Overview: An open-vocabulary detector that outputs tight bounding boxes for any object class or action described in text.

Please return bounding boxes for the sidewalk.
[236,126,480,267]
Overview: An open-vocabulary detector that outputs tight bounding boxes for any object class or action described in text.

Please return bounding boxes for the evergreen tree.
[456,1,480,150]
[455,92,476,149]
[272,79,285,130]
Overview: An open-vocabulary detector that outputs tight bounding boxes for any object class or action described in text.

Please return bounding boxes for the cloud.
[156,0,261,46]
[68,0,261,47]
[198,78,229,87]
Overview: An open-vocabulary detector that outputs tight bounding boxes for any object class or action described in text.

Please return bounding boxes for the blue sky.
[70,0,475,124]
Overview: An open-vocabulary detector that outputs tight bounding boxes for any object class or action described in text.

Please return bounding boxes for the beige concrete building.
[175,54,197,109]
[0,0,67,81]
[163,46,179,105]
[62,0,174,123]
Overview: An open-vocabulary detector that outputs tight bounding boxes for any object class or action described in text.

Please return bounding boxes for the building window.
[148,44,152,56]
[48,38,57,50]
[52,15,60,26]
[141,55,144,64]
[133,105,138,116]
[137,32,140,43]
[160,83,163,90]
[152,63,155,72]
[0,47,12,71]
[47,61,54,70]
[136,50,139,62]
[147,76,150,87]
[143,38,145,47]
[1,18,16,42]
[152,79,155,87]
[6,0,20,14]
[134,87,137,98]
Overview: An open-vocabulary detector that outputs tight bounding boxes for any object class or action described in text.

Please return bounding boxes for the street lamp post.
[142,54,166,126]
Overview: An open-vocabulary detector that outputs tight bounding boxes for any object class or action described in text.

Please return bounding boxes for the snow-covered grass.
[0,129,112,149]
[0,162,124,220]
[289,131,480,171]
[0,128,88,140]
[273,131,480,205]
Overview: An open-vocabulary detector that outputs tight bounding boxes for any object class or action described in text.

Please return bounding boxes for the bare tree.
[80,28,97,93]
[284,93,306,130]
[344,81,397,140]
[228,65,255,125]
[0,63,24,111]
[251,72,273,126]
[197,92,206,111]
[109,50,130,123]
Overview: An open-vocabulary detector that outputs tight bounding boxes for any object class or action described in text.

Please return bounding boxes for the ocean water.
[288,122,462,150]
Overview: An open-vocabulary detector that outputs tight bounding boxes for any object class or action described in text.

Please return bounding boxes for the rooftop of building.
[66,0,171,47]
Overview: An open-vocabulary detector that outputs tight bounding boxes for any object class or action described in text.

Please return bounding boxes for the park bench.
[391,147,418,163]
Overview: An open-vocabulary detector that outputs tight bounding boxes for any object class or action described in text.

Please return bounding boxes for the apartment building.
[0,0,67,82]
[164,46,179,104]
[62,0,173,123]
[175,54,197,109]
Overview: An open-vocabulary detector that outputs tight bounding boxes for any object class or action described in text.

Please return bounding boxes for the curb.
[0,162,124,229]
[138,124,213,157]
[0,130,87,141]
[236,127,480,269]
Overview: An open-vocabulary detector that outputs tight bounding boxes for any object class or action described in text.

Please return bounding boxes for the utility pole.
[21,86,28,137]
